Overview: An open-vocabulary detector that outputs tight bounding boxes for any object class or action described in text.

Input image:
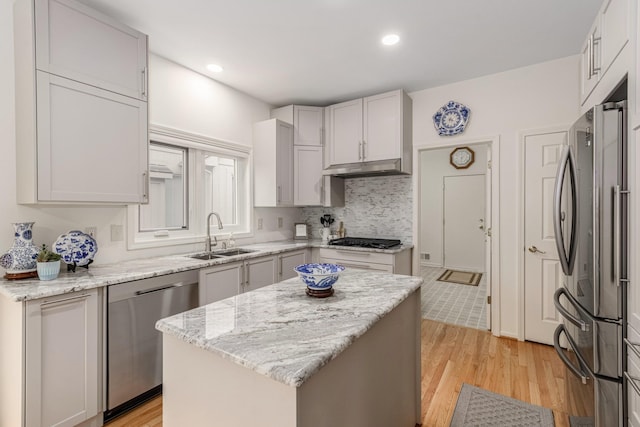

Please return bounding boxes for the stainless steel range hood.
[323,158,410,177]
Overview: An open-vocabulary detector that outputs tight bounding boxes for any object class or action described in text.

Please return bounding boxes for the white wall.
[411,55,580,338]
[0,0,298,266]
[420,144,487,267]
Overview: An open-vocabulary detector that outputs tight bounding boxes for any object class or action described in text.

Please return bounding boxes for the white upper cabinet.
[293,145,323,205]
[579,0,630,106]
[294,106,324,146]
[253,119,294,207]
[34,0,148,101]
[328,98,363,165]
[327,89,412,168]
[14,0,149,204]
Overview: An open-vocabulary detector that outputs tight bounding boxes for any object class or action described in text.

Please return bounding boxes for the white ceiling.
[77,0,603,107]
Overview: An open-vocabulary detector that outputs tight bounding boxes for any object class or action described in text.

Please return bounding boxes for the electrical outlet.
[85,226,97,239]
[257,218,263,230]
[110,224,124,242]
[278,217,283,228]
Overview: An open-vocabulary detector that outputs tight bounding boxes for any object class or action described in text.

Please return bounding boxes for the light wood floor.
[106,320,570,427]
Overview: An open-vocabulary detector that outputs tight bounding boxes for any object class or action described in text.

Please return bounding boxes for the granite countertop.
[0,240,413,302]
[155,269,422,387]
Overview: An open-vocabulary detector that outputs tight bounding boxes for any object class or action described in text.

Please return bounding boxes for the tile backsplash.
[301,175,413,244]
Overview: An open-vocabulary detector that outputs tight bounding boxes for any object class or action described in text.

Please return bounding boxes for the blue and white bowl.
[294,263,345,291]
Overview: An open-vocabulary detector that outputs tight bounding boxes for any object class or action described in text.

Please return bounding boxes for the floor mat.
[438,269,482,286]
[450,383,555,427]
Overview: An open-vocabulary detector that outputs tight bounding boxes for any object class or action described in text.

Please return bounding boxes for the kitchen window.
[127,126,252,249]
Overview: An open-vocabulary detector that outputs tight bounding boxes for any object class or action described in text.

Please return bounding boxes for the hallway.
[419,266,487,330]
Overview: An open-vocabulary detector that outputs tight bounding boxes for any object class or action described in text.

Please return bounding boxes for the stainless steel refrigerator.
[552,101,628,427]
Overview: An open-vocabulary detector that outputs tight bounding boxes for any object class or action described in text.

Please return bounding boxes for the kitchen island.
[156,269,423,427]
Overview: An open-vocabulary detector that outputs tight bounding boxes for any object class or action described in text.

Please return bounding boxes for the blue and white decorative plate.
[433,101,470,136]
[53,230,98,266]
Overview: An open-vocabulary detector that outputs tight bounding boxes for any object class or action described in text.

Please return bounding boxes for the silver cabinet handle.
[142,171,149,202]
[528,246,546,254]
[279,257,283,277]
[277,186,281,203]
[362,140,366,160]
[340,263,371,269]
[141,67,147,97]
[626,372,640,397]
[358,141,362,160]
[587,34,593,79]
[591,35,601,75]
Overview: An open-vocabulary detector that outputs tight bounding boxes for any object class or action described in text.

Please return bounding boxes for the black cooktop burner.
[328,237,402,249]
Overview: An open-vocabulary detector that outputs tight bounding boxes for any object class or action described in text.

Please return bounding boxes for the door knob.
[528,246,546,254]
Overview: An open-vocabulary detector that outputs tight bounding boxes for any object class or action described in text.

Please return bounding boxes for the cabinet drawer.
[319,248,394,265]
[627,325,640,427]
[319,257,393,273]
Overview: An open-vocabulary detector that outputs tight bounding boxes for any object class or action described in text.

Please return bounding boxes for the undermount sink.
[188,253,225,260]
[188,248,255,260]
[213,248,255,257]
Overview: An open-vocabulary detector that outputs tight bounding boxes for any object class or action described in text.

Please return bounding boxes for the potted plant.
[36,244,62,281]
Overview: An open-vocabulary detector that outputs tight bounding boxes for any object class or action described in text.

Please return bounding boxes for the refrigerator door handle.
[553,287,589,332]
[625,372,640,398]
[554,324,590,384]
[553,146,578,275]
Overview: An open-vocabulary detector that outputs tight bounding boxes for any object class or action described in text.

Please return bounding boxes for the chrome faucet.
[206,212,224,252]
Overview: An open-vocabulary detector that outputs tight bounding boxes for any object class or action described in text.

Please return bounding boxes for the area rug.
[438,269,482,286]
[450,383,555,427]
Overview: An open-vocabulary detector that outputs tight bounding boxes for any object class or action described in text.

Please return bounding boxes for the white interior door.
[443,175,485,271]
[523,130,567,345]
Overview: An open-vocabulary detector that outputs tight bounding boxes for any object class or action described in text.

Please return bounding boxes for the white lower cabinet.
[25,289,100,427]
[278,249,307,281]
[199,261,243,306]
[199,255,278,305]
[318,248,412,275]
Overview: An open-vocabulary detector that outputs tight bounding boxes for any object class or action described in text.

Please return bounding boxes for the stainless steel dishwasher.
[105,270,198,421]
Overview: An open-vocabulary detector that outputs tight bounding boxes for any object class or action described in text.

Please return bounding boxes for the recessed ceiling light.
[381,34,400,46]
[206,63,224,73]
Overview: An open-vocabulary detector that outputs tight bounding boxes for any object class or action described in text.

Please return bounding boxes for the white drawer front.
[319,248,393,266]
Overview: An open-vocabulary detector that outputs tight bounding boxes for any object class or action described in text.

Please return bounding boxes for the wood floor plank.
[106,320,571,427]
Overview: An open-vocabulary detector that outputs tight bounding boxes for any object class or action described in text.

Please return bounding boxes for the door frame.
[517,125,570,341]
[442,173,486,271]
[413,136,501,336]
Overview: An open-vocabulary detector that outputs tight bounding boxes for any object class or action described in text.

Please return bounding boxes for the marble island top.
[155,269,422,387]
[0,240,412,302]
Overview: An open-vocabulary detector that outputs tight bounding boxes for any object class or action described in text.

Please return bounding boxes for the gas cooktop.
[328,237,402,249]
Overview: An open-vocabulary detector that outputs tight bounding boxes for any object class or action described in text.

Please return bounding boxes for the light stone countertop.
[0,240,413,302]
[155,269,422,387]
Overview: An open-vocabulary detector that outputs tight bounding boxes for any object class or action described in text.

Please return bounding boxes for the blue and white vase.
[0,222,39,276]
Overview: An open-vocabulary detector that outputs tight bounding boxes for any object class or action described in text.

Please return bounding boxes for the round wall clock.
[450,146,475,169]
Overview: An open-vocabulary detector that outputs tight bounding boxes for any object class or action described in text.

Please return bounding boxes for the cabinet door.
[363,90,402,162]
[294,146,323,206]
[580,20,600,104]
[276,120,294,206]
[36,71,148,203]
[279,250,307,281]
[199,262,242,306]
[244,256,277,293]
[35,0,148,100]
[25,290,99,427]
[294,106,323,146]
[599,0,630,75]
[329,98,363,165]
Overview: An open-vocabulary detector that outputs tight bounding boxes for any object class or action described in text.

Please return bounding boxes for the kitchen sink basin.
[187,248,255,260]
[212,248,255,257]
[188,253,226,260]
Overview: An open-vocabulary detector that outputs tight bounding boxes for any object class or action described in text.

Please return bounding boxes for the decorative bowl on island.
[294,263,345,290]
